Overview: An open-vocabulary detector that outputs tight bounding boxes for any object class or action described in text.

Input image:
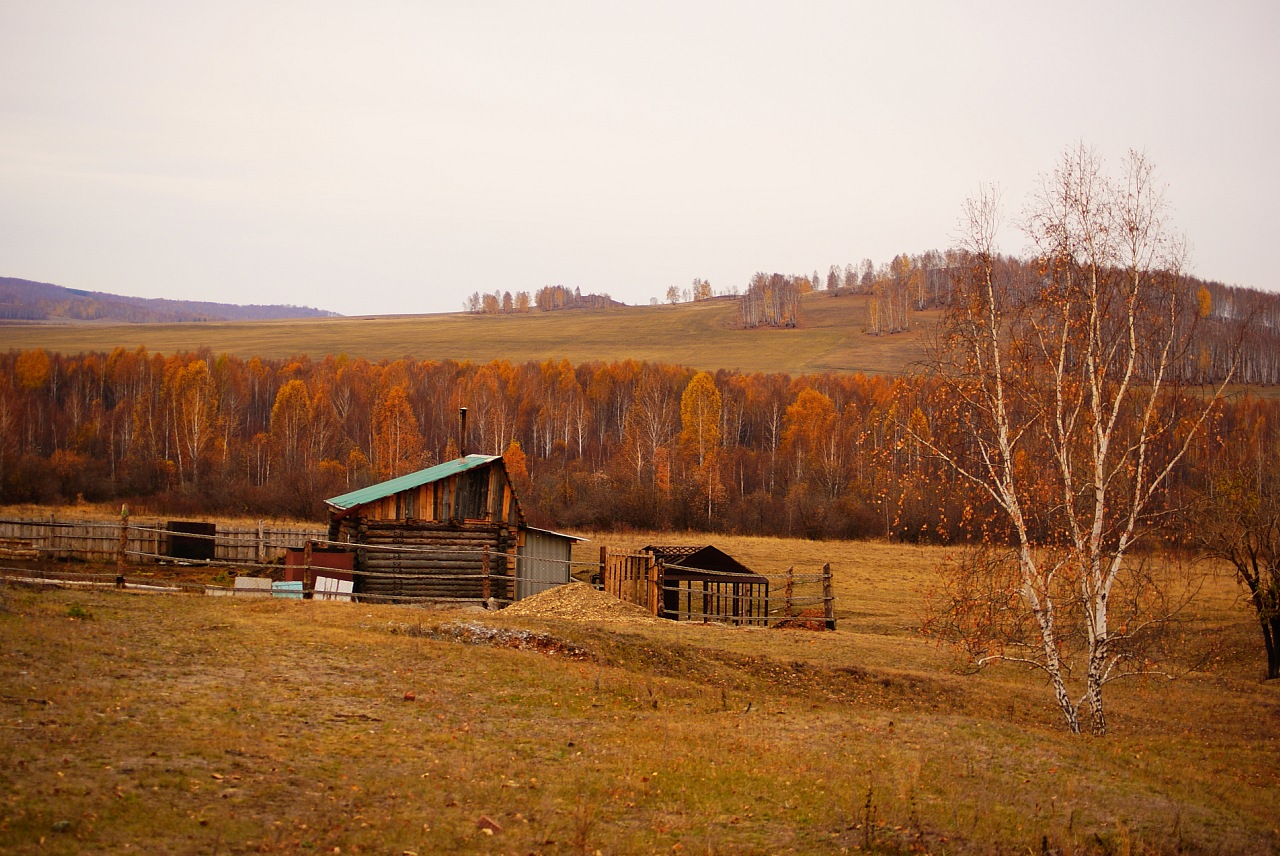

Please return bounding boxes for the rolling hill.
[0,291,933,376]
[0,276,339,324]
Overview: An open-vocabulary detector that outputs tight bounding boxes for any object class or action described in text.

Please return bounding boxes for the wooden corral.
[601,545,773,626]
[325,455,580,603]
[601,545,836,628]
[647,545,771,625]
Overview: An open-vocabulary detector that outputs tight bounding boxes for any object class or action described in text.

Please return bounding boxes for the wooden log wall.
[352,519,513,601]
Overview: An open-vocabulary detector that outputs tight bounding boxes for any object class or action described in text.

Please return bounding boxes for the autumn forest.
[0,263,1275,543]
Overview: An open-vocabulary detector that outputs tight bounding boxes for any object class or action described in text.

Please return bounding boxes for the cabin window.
[402,490,417,519]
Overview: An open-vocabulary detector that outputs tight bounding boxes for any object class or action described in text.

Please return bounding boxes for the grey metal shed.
[516,526,586,600]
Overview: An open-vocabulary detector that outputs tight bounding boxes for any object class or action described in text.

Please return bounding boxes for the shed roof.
[324,454,501,512]
[644,545,768,584]
[525,526,589,543]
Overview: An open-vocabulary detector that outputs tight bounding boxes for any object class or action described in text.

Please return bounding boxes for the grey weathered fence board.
[0,517,325,564]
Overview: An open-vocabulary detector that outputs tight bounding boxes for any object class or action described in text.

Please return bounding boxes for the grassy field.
[0,293,936,376]
[2,534,1276,854]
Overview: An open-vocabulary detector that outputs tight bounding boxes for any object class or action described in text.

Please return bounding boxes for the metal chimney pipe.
[458,407,468,458]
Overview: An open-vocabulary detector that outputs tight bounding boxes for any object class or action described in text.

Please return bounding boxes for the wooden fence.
[601,549,660,613]
[0,515,588,608]
[1,518,835,627]
[0,516,325,565]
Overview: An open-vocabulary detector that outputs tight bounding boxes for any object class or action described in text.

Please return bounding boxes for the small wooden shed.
[324,454,580,603]
[644,545,770,625]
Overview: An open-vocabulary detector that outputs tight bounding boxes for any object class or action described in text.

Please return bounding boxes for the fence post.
[482,545,491,601]
[117,505,129,577]
[823,563,835,630]
[116,504,129,587]
[598,545,607,591]
[304,539,314,589]
[48,512,57,561]
[257,519,265,566]
[647,558,661,617]
[785,566,794,617]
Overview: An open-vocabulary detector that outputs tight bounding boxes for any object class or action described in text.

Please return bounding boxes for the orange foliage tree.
[371,385,425,480]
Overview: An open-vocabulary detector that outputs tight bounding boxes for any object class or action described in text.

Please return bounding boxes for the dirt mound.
[500,582,658,623]
[427,622,593,659]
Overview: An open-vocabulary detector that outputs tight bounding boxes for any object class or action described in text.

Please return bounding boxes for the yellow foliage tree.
[679,371,722,467]
[1197,285,1213,318]
[270,379,313,474]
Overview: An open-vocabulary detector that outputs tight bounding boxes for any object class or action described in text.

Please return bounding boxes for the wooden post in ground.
[598,545,607,591]
[784,566,794,618]
[647,558,661,617]
[304,539,314,590]
[482,545,491,601]
[257,520,265,566]
[823,563,835,630]
[117,504,129,588]
[48,512,57,561]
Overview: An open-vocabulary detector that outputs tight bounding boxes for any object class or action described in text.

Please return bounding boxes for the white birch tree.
[919,145,1238,735]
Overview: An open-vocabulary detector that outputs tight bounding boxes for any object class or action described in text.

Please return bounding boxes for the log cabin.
[324,454,581,603]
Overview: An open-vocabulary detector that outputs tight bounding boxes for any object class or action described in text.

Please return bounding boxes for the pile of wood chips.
[500,582,658,623]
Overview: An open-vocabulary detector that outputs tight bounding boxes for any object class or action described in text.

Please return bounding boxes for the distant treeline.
[463,285,620,314]
[0,277,339,324]
[0,343,1273,539]
[809,251,1277,365]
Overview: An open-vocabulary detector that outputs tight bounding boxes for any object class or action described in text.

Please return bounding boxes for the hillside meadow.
[2,532,1277,854]
[0,293,936,376]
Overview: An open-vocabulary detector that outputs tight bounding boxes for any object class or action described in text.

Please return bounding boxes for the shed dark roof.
[324,454,500,512]
[643,545,768,584]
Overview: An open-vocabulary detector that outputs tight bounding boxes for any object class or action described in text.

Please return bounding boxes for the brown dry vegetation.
[0,293,935,376]
[2,534,1277,855]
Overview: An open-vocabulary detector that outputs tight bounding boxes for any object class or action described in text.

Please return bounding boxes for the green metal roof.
[324,455,501,512]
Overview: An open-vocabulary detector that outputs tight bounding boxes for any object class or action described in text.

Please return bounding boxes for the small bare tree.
[918,145,1237,735]
[1195,404,1280,679]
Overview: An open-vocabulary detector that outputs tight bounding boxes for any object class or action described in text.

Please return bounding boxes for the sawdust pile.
[500,582,658,623]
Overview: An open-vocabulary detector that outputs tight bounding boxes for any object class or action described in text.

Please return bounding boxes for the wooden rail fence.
[1,517,836,627]
[0,515,325,565]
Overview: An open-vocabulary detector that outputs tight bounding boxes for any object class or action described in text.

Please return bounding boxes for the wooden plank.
[785,566,794,617]
[117,507,128,577]
[823,563,835,630]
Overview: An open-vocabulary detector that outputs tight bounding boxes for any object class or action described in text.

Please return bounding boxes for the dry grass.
[1,535,1277,854]
[0,293,935,376]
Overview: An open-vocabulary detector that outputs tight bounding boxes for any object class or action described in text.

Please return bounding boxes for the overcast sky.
[1,2,1276,317]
